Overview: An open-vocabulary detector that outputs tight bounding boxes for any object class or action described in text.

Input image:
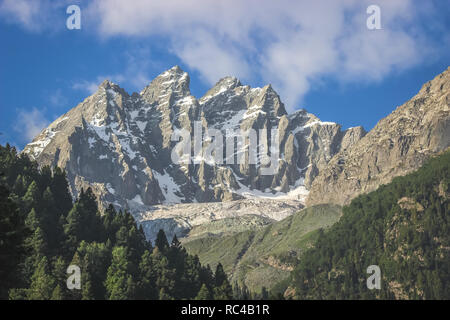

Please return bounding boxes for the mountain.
[21,66,449,242]
[137,198,305,243]
[22,66,362,240]
[307,67,450,206]
[183,204,342,293]
[0,145,232,300]
[290,150,450,299]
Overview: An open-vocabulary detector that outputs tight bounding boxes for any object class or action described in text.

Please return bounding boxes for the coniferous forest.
[289,150,450,299]
[1,142,449,300]
[0,144,233,300]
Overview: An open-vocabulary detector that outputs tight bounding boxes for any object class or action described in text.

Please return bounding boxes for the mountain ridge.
[307,66,450,206]
[23,66,363,240]
[22,66,449,242]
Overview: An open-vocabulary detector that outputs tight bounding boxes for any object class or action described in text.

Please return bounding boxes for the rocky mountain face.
[23,66,362,240]
[138,198,305,243]
[307,67,450,206]
[183,204,343,293]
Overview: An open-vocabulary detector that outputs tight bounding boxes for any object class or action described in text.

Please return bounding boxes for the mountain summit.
[24,66,359,205]
[23,66,363,238]
[307,67,450,206]
[23,66,449,241]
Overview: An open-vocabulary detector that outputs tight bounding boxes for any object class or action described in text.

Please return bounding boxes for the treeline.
[289,150,450,299]
[0,144,232,300]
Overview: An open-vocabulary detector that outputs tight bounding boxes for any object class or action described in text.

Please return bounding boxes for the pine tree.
[195,284,212,300]
[105,246,134,300]
[171,234,181,248]
[25,208,40,231]
[155,229,169,252]
[81,276,95,300]
[115,226,129,247]
[126,276,137,299]
[74,241,110,299]
[151,247,175,298]
[27,256,55,300]
[39,166,52,194]
[40,186,64,253]
[64,203,83,256]
[159,287,172,300]
[137,250,158,300]
[64,192,104,257]
[50,167,73,217]
[51,285,64,300]
[1,145,236,301]
[0,184,28,299]
[22,181,40,213]
[13,174,25,196]
[28,226,47,259]
[22,225,48,287]
[213,263,233,300]
[214,263,227,287]
[51,256,69,300]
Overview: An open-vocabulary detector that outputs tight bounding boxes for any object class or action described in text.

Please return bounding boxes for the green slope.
[181,214,275,242]
[290,150,450,300]
[183,204,342,293]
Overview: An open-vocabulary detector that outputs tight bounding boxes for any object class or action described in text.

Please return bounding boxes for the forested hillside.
[184,204,342,295]
[290,149,450,299]
[0,144,232,300]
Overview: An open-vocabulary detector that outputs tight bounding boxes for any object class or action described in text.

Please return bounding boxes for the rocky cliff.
[307,67,450,206]
[23,66,363,240]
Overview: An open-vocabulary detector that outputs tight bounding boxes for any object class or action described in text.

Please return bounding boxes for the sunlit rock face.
[23,66,365,240]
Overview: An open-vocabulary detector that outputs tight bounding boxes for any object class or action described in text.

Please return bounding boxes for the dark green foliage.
[63,188,104,257]
[213,263,233,300]
[195,284,212,300]
[0,144,230,300]
[105,246,135,300]
[27,256,55,300]
[0,183,29,299]
[290,150,450,300]
[155,229,169,252]
[184,204,342,294]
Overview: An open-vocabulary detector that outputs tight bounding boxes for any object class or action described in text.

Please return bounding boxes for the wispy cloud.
[85,0,448,110]
[72,77,105,95]
[0,0,69,32]
[0,0,41,30]
[2,0,448,111]
[14,107,50,143]
[48,88,68,107]
[71,47,153,94]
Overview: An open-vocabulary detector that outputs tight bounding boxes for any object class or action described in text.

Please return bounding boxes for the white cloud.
[3,0,447,111]
[49,89,68,107]
[0,0,68,32]
[171,29,250,84]
[72,47,153,94]
[83,0,445,111]
[0,0,40,30]
[14,108,50,142]
[72,78,104,94]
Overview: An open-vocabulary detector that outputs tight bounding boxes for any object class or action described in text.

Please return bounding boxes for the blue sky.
[0,0,449,149]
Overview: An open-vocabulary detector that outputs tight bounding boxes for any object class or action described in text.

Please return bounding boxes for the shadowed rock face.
[22,66,362,240]
[23,66,360,208]
[307,67,450,206]
[21,66,449,241]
